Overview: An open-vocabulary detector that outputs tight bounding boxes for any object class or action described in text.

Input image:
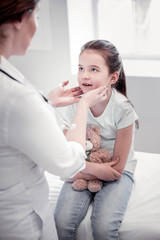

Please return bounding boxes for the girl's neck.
[90,88,112,117]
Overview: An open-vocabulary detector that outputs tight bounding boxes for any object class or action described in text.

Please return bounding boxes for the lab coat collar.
[0,56,25,84]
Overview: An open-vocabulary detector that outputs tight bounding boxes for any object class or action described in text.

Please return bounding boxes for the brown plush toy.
[72,125,112,192]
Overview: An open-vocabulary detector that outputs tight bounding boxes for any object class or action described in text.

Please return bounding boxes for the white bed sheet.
[45,151,160,240]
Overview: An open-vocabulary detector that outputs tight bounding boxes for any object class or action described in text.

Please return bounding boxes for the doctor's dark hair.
[0,0,39,25]
[80,40,127,97]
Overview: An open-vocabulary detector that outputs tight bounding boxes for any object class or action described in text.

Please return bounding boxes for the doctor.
[0,0,113,239]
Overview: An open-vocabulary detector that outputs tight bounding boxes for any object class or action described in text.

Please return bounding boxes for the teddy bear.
[72,125,112,192]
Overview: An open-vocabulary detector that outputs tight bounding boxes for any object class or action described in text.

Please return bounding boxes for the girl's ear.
[110,72,119,85]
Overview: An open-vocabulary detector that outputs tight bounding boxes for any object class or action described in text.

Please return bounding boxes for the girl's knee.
[92,219,119,240]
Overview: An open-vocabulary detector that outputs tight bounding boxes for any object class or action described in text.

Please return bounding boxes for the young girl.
[54,40,138,240]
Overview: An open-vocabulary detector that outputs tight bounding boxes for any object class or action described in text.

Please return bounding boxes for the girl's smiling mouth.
[82,83,92,86]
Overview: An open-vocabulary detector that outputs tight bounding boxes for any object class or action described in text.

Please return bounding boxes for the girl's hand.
[80,86,108,108]
[94,160,122,181]
[82,157,121,182]
[47,80,83,107]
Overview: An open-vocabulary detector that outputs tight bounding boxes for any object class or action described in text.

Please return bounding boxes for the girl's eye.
[91,68,98,72]
[79,67,84,72]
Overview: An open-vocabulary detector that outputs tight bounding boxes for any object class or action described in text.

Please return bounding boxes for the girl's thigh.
[92,171,134,229]
[54,182,93,226]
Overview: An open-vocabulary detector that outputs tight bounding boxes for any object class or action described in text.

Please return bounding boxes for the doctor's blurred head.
[0,0,40,59]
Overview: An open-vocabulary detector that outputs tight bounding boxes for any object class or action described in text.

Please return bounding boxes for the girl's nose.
[82,70,90,79]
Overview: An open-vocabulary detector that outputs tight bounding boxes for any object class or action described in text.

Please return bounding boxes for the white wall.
[10,0,160,154]
[11,0,71,95]
[127,76,160,154]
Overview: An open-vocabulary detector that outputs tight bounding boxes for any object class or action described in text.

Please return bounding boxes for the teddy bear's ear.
[91,125,100,135]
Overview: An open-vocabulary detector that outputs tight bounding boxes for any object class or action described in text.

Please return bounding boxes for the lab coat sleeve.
[7,86,86,178]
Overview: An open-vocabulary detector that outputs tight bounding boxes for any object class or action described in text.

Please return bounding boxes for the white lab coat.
[0,56,85,239]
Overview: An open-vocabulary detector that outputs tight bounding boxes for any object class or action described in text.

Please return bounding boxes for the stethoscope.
[0,68,75,130]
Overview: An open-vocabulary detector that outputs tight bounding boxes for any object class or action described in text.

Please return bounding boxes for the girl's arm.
[81,158,121,181]
[111,124,133,174]
[81,124,133,181]
[66,158,121,182]
[68,125,133,181]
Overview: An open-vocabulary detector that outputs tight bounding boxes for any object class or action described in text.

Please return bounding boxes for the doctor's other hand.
[47,80,83,107]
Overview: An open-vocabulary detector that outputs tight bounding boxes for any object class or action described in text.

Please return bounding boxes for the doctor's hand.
[47,80,83,107]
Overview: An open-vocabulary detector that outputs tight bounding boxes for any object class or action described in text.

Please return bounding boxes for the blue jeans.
[54,171,134,240]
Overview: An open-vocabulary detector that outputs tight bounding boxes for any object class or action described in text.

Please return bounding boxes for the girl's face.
[78,50,113,94]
